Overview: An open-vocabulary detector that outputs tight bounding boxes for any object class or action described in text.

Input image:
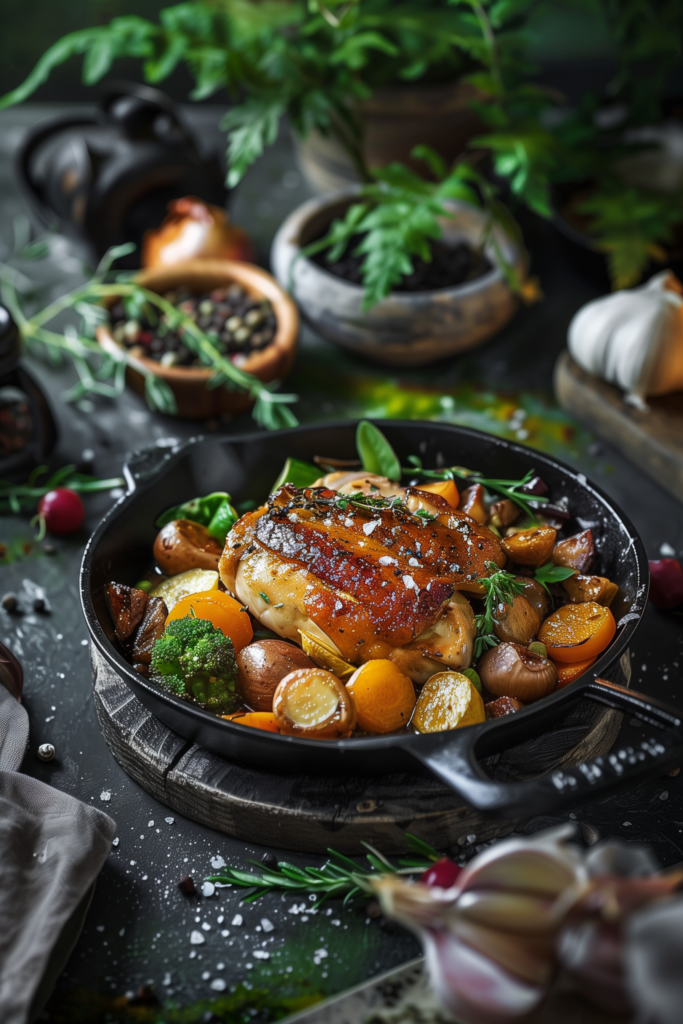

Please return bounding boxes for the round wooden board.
[92,646,631,854]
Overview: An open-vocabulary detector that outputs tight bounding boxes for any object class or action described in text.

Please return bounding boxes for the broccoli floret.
[150,616,239,714]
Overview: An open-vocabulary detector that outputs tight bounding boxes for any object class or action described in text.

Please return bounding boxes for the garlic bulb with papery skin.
[142,196,255,267]
[567,270,683,409]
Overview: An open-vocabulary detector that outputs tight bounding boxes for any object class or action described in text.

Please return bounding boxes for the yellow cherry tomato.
[166,590,253,652]
[539,602,615,664]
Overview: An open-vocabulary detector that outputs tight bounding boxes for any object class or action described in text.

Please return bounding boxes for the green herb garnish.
[474,562,525,658]
[206,833,440,906]
[0,464,123,514]
[534,562,576,594]
[356,420,401,481]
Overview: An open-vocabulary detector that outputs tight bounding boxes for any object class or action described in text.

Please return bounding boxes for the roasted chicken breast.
[220,484,503,684]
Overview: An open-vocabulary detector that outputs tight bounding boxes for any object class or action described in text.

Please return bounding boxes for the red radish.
[421,858,462,889]
[38,488,85,536]
[649,558,683,610]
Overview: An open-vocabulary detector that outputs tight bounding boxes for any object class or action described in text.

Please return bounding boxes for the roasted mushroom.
[237,640,315,711]
[105,583,149,642]
[459,484,487,525]
[492,594,541,645]
[131,596,168,667]
[153,519,223,576]
[552,530,595,573]
[488,499,520,530]
[478,642,557,702]
[273,668,356,738]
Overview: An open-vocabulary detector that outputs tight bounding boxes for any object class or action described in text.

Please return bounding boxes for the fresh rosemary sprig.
[404,456,539,520]
[206,833,440,906]
[0,464,124,514]
[474,561,525,658]
[0,242,298,430]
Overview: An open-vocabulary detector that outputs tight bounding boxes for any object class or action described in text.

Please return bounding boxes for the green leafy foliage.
[0,465,124,515]
[155,491,238,542]
[356,419,401,480]
[271,458,321,491]
[534,562,575,593]
[404,457,540,519]
[206,832,441,904]
[151,615,240,713]
[474,562,525,657]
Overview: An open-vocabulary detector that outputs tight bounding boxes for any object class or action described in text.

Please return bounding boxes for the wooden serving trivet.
[555,351,683,504]
[92,646,630,854]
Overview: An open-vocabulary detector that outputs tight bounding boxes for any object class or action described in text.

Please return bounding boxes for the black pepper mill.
[0,303,57,477]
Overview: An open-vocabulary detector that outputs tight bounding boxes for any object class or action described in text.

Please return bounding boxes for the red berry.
[38,488,85,536]
[649,559,683,610]
[421,857,461,889]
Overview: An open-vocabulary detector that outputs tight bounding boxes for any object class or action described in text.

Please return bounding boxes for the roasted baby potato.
[501,526,557,566]
[552,530,595,573]
[413,671,485,733]
[154,519,223,576]
[493,594,541,646]
[562,573,618,606]
[237,640,315,711]
[151,568,218,611]
[273,668,356,738]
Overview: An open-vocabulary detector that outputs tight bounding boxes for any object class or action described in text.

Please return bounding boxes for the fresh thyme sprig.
[404,456,539,520]
[0,242,299,430]
[206,834,440,906]
[0,464,124,514]
[295,489,437,523]
[474,561,525,658]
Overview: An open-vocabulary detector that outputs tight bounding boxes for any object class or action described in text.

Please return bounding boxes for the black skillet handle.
[122,439,189,494]
[405,678,683,818]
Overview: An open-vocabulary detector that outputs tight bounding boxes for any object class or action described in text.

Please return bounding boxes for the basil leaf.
[462,668,482,693]
[534,563,576,586]
[155,492,232,530]
[207,500,239,543]
[271,458,320,492]
[356,420,401,482]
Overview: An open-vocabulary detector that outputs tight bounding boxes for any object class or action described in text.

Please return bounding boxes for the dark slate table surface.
[1,104,683,1024]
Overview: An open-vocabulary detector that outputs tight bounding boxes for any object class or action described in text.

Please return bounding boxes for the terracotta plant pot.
[293,80,483,194]
[271,190,523,367]
[96,259,299,419]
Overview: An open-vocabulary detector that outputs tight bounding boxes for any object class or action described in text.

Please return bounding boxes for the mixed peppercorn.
[109,285,277,368]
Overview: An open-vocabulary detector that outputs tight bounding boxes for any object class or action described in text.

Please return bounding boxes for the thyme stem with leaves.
[474,562,525,658]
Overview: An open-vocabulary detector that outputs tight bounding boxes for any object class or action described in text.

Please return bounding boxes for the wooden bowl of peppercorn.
[96,259,299,419]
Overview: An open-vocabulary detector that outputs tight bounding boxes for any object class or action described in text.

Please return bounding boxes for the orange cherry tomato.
[224,711,279,732]
[346,659,416,733]
[418,480,459,508]
[166,590,253,652]
[553,657,597,689]
[538,602,615,664]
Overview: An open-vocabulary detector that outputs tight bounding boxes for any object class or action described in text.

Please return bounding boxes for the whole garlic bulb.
[567,270,683,408]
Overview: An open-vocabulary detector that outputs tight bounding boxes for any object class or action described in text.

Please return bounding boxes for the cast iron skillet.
[81,421,683,818]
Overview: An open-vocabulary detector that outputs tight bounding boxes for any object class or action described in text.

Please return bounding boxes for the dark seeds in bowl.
[109,285,277,368]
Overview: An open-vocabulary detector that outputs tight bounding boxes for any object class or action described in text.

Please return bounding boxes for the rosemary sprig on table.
[206,834,440,906]
[0,243,298,430]
[0,464,124,514]
[474,562,525,658]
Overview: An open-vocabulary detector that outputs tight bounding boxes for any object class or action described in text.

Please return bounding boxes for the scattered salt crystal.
[201,971,210,980]
[217,915,224,924]
[217,962,225,970]
[112,838,119,847]
[408,557,419,567]
[221,929,230,937]
[190,931,205,945]
[245,962,253,969]
[261,918,274,932]
[165,817,175,824]
[130,860,136,866]
[660,791,669,800]
[301,915,309,922]
[96,925,104,932]
[623,822,632,827]
[163,972,171,985]
[201,922,211,931]
[211,978,227,991]
[202,882,215,897]
[253,950,270,959]
[148,820,154,827]
[467,834,476,844]
[344,518,354,528]
[362,521,379,536]
[330,919,341,926]
[379,555,397,566]
[100,791,111,802]
[211,855,226,869]
[232,914,243,926]
[402,575,414,589]
[660,542,676,557]
[119,928,125,937]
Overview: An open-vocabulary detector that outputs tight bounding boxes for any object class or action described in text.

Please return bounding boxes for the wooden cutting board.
[555,351,683,504]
